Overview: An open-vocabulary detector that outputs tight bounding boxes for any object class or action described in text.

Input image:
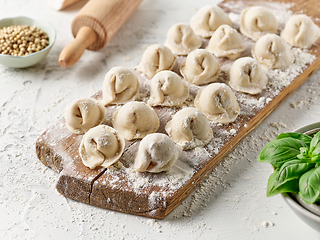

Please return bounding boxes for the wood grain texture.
[36,0,320,219]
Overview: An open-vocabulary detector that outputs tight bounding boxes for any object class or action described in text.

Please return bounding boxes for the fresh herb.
[258,131,320,205]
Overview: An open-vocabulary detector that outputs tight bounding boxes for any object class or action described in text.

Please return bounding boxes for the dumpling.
[65,98,106,134]
[101,66,139,106]
[281,14,320,49]
[165,23,202,55]
[229,57,268,95]
[148,70,189,107]
[79,125,125,169]
[252,33,294,69]
[240,6,278,41]
[165,107,213,150]
[195,83,240,124]
[112,101,159,140]
[180,49,221,85]
[133,133,181,173]
[190,5,232,38]
[136,44,176,79]
[206,24,245,60]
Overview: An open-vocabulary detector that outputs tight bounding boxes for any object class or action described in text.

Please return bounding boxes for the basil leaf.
[277,132,312,146]
[310,131,320,150]
[267,169,299,197]
[299,167,320,205]
[257,138,307,168]
[310,146,320,163]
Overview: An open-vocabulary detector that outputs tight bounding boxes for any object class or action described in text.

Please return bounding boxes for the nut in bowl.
[0,16,56,68]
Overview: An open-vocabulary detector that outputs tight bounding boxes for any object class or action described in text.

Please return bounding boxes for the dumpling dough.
[79,125,125,169]
[252,33,294,69]
[281,14,320,49]
[165,108,213,150]
[136,44,176,79]
[165,23,202,55]
[190,5,232,38]
[206,24,245,60]
[180,49,221,85]
[112,101,159,140]
[134,133,181,173]
[195,83,240,124]
[240,6,278,41]
[148,70,189,107]
[101,66,140,106]
[65,98,106,134]
[229,57,268,95]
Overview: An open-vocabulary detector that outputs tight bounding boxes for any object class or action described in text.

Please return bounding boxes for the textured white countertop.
[1,0,320,239]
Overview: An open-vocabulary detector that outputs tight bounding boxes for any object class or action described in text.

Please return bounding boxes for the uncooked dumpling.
[148,70,189,107]
[229,57,268,95]
[206,24,245,60]
[281,14,320,49]
[134,133,181,173]
[252,33,294,69]
[165,107,213,150]
[190,5,232,38]
[240,6,278,41]
[195,83,240,124]
[136,44,176,79]
[101,67,140,106]
[65,98,106,134]
[79,125,125,169]
[180,49,221,85]
[165,23,202,55]
[112,101,159,140]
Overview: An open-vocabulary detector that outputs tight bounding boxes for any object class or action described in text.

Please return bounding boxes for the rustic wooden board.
[36,0,320,219]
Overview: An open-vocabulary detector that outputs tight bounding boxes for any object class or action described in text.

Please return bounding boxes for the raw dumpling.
[252,33,294,69]
[165,23,202,55]
[148,70,189,107]
[190,5,232,38]
[240,6,278,41]
[229,57,268,95]
[65,98,106,134]
[206,24,245,60]
[165,107,213,150]
[281,14,320,49]
[79,125,125,169]
[101,66,140,106]
[180,49,221,85]
[112,101,159,140]
[136,44,176,79]
[134,133,181,173]
[195,83,240,124]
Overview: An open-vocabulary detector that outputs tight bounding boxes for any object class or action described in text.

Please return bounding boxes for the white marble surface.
[1,0,320,239]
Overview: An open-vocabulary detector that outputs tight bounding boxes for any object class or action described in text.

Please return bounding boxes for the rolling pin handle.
[59,26,97,68]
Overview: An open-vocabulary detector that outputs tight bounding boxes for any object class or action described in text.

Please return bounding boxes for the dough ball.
[252,33,294,69]
[65,98,106,134]
[165,107,213,150]
[134,133,181,173]
[165,23,202,55]
[180,49,221,85]
[148,70,189,107]
[281,14,320,49]
[240,6,278,41]
[101,66,140,106]
[112,101,160,140]
[206,24,245,60]
[79,125,125,169]
[136,44,176,79]
[195,83,240,124]
[190,5,232,38]
[229,57,268,95]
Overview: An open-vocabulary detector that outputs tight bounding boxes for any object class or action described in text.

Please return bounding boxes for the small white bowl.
[0,16,56,68]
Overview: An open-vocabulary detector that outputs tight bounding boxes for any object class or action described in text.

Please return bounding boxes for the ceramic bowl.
[281,122,320,233]
[0,16,56,68]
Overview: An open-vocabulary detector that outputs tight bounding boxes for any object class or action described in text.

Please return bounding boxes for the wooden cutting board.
[36,0,320,219]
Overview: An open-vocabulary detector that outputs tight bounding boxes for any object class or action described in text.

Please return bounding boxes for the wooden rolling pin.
[59,0,143,68]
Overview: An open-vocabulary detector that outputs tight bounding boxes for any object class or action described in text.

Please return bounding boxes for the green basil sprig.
[257,131,320,205]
